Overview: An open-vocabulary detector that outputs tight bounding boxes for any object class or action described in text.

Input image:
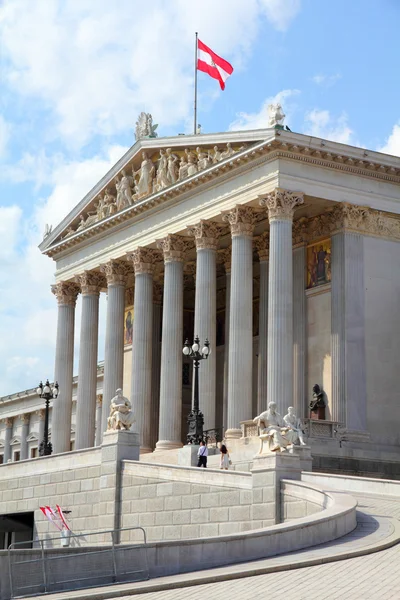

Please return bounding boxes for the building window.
[13,451,20,462]
[30,448,38,459]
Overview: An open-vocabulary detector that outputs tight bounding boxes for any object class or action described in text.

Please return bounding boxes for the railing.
[203,427,224,447]
[8,526,148,598]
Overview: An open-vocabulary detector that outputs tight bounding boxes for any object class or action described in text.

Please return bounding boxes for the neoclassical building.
[2,118,400,473]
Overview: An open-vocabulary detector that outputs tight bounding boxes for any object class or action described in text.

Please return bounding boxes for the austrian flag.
[197,39,233,90]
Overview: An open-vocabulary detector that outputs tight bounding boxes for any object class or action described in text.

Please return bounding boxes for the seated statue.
[107,389,135,431]
[254,401,297,453]
[283,406,307,446]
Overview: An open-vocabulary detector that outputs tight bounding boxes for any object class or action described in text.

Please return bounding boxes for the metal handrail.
[8,526,148,598]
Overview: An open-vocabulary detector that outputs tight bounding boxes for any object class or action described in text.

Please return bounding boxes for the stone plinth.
[251,452,301,523]
[289,445,312,472]
[178,444,200,467]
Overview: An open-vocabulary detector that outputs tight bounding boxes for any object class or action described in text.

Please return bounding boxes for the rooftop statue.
[268,102,286,128]
[135,112,158,140]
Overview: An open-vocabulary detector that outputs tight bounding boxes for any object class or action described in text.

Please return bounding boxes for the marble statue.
[220,142,235,159]
[135,112,158,140]
[254,401,297,453]
[211,146,222,164]
[43,223,53,239]
[157,149,170,189]
[196,146,211,170]
[107,389,135,431]
[104,187,117,216]
[64,226,75,238]
[178,156,189,181]
[166,147,179,184]
[187,153,198,177]
[283,407,307,446]
[96,195,107,220]
[268,103,286,128]
[134,151,155,198]
[118,169,135,209]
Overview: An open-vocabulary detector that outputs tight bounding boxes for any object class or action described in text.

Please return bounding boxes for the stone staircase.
[139,448,180,465]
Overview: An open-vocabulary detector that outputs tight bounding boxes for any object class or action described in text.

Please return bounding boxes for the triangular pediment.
[10,436,21,446]
[26,432,39,442]
[40,128,277,255]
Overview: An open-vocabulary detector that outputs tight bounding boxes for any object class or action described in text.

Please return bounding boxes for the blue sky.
[0,0,399,395]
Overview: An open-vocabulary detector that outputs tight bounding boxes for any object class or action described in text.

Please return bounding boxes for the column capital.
[222,205,257,237]
[20,413,30,425]
[4,417,13,429]
[254,232,270,261]
[96,394,103,407]
[218,247,231,273]
[75,271,105,295]
[186,220,225,250]
[37,409,46,421]
[260,188,304,222]
[157,234,192,263]
[293,217,309,247]
[51,281,80,306]
[100,259,131,286]
[126,247,160,275]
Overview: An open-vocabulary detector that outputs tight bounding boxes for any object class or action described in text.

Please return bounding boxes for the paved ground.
[28,493,400,600]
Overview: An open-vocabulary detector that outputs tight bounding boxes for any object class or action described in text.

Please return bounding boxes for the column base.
[154,440,183,451]
[225,428,242,440]
[139,447,153,455]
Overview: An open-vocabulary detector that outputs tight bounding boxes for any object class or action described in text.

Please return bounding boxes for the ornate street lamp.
[36,379,59,456]
[183,336,210,444]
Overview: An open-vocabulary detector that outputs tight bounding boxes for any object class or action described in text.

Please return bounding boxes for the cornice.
[42,135,400,259]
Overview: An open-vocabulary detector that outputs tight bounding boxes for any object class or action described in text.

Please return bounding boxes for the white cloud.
[229,89,300,131]
[304,109,353,144]
[0,116,11,158]
[0,0,301,149]
[312,73,342,87]
[378,123,400,157]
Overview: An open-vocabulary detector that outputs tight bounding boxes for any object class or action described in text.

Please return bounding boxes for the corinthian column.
[292,218,308,417]
[156,234,191,450]
[222,206,256,438]
[75,271,103,450]
[255,232,269,414]
[51,281,80,454]
[187,220,223,430]
[100,260,130,439]
[219,248,231,432]
[20,414,30,461]
[260,189,304,416]
[127,248,159,452]
[4,418,13,462]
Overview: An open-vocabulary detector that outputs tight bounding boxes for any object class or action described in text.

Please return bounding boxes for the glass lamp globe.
[52,386,59,398]
[36,386,42,396]
[192,342,199,352]
[43,384,51,395]
[202,346,209,355]
[182,346,190,356]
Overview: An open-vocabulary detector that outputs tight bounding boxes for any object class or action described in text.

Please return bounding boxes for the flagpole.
[194,31,198,135]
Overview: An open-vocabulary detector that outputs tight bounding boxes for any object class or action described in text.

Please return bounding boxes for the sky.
[0,0,399,395]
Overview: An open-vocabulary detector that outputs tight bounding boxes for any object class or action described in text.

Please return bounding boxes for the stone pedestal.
[178,444,200,467]
[289,445,312,472]
[251,452,301,523]
[100,430,140,538]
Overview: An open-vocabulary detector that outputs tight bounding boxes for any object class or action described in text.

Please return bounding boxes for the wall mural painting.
[307,239,332,289]
[124,306,134,345]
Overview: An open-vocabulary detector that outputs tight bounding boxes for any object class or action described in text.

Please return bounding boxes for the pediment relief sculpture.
[62,142,247,240]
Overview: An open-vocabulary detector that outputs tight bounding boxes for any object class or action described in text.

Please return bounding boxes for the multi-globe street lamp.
[182,336,210,444]
[36,379,59,456]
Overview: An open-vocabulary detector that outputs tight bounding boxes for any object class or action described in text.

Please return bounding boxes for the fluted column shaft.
[150,290,162,450]
[222,265,231,432]
[4,419,13,463]
[20,415,30,460]
[75,273,102,450]
[293,245,307,417]
[101,260,129,438]
[261,189,304,416]
[95,396,103,446]
[156,235,189,450]
[255,233,269,415]
[129,248,158,452]
[331,231,366,429]
[223,207,256,438]
[52,282,79,454]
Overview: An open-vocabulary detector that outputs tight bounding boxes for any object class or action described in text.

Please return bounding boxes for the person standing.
[219,443,230,470]
[197,440,208,468]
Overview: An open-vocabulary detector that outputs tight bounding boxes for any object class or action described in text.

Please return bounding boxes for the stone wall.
[120,460,275,542]
[281,479,324,521]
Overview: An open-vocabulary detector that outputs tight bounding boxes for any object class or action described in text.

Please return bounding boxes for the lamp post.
[36,379,59,456]
[183,336,210,444]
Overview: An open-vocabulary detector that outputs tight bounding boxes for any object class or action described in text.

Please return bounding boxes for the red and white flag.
[40,506,63,531]
[197,39,233,90]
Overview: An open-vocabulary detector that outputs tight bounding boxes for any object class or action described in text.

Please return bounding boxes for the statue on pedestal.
[254,402,297,453]
[283,407,307,445]
[310,384,325,420]
[107,389,135,431]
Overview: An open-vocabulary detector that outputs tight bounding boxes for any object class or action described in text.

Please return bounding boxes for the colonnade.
[51,189,308,453]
